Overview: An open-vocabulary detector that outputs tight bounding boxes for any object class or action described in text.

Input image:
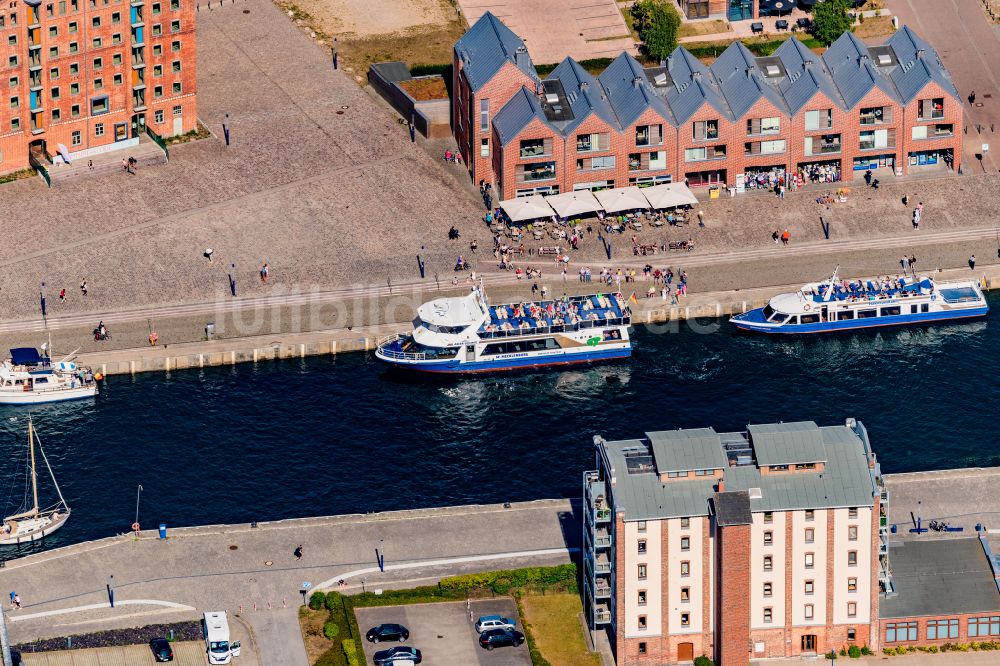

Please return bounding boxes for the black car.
[373,646,422,664]
[366,623,410,643]
[149,637,174,662]
[479,628,526,650]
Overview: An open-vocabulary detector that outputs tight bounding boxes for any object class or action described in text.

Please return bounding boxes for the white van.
[203,611,242,664]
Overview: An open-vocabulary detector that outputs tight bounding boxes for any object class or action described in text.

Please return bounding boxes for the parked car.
[366,623,410,643]
[149,638,174,662]
[479,628,525,650]
[474,614,516,633]
[373,645,422,665]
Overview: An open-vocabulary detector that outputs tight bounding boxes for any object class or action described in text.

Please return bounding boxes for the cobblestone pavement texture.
[2,0,1000,328]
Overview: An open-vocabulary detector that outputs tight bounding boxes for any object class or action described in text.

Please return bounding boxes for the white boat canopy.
[594,186,649,213]
[499,195,554,222]
[640,183,699,209]
[543,190,602,218]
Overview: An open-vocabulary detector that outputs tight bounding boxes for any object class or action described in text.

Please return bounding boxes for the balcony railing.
[594,606,611,624]
[593,553,611,575]
[593,533,611,549]
[859,140,895,151]
[594,583,611,599]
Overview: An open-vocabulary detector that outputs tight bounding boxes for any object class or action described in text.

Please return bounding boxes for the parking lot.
[20,641,208,665]
[356,599,530,666]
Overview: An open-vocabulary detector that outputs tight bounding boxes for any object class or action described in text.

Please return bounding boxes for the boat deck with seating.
[481,294,630,338]
[811,277,932,303]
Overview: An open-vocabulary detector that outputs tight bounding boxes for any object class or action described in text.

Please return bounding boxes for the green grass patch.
[520,593,599,666]
[163,121,212,146]
[0,168,36,185]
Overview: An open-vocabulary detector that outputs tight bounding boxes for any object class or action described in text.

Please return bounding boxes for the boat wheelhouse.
[731,270,988,334]
[0,347,98,404]
[375,289,632,373]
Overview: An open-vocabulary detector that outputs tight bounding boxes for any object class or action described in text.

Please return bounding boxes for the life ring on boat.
[930,294,937,301]
[132,522,140,533]
[803,304,811,311]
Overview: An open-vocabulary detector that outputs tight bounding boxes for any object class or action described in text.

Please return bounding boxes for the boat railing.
[480,315,630,339]
[375,334,429,361]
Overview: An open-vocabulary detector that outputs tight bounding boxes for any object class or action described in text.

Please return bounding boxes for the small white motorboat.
[0,347,97,405]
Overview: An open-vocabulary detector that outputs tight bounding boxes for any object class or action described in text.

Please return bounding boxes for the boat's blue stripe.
[378,348,632,373]
[731,307,989,334]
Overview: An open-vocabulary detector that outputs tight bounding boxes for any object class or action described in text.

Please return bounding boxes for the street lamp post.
[106,574,115,608]
[134,484,143,528]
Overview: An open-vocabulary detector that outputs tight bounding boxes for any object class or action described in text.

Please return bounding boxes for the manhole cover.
[336,110,344,115]
[264,560,273,567]
[242,8,249,13]
[976,102,985,107]
[229,545,238,550]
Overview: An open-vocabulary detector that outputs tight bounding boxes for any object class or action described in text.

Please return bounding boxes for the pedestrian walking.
[909,255,917,272]
[900,256,908,272]
[259,263,269,283]
[13,594,21,610]
[969,255,976,270]
[772,230,779,244]
[864,169,872,187]
[121,158,128,173]
[88,159,94,171]
[80,279,88,296]
[9,591,15,609]
[294,544,303,560]
[781,229,790,245]
[697,210,705,227]
[58,288,66,303]
[902,194,909,206]
[872,178,880,190]
[531,282,538,297]
[970,90,977,105]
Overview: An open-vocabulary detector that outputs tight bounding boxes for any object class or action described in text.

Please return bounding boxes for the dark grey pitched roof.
[455,12,539,92]
[546,58,620,134]
[369,61,412,84]
[492,87,550,146]
[659,47,732,124]
[648,428,728,473]
[598,52,675,129]
[713,491,752,526]
[884,25,961,103]
[600,421,877,522]
[770,37,846,114]
[710,42,789,118]
[881,538,1000,618]
[822,31,898,108]
[749,421,828,466]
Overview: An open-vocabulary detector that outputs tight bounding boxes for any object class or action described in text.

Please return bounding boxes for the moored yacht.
[731,268,988,334]
[0,347,98,404]
[376,288,632,373]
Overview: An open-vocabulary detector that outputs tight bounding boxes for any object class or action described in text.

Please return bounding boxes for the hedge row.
[883,641,1000,655]
[409,64,450,77]
[438,563,578,594]
[14,621,201,653]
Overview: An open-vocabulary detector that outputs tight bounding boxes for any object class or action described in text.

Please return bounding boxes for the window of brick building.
[848,628,856,641]
[764,556,773,571]
[681,587,690,602]
[805,108,833,130]
[69,42,78,53]
[50,87,59,99]
[9,96,17,109]
[153,44,162,55]
[93,57,102,70]
[763,582,772,597]
[69,20,77,32]
[692,119,719,140]
[680,536,690,551]
[638,615,647,630]
[112,33,121,44]
[152,23,162,36]
[172,82,181,94]
[10,118,19,130]
[763,511,773,523]
[764,531,773,544]
[927,619,959,640]
[805,510,815,521]
[92,15,100,26]
[71,130,81,145]
[638,539,647,554]
[70,83,80,95]
[804,552,814,568]
[848,551,857,566]
[804,604,814,620]
[804,580,814,595]
[71,104,80,117]
[153,65,163,77]
[9,76,17,88]
[637,521,647,532]
[70,63,79,75]
[48,26,57,37]
[113,73,122,85]
[805,528,815,543]
[968,616,1000,637]
[638,590,647,606]
[171,39,181,52]
[480,138,489,158]
[172,60,181,73]
[680,517,690,528]
[170,19,179,32]
[848,526,858,541]
[680,613,690,626]
[152,1,160,13]
[51,108,60,121]
[763,608,773,623]
[50,67,59,79]
[847,602,857,617]
[886,621,917,642]
[848,508,858,519]
[113,53,122,65]
[638,642,647,655]
[95,122,104,136]
[172,104,182,115]
[848,577,857,592]
[111,10,120,22]
[680,561,690,576]
[92,37,102,48]
[637,564,647,580]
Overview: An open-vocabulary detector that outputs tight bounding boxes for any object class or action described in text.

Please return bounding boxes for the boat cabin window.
[837,310,855,320]
[909,305,919,314]
[880,306,901,317]
[921,303,929,313]
[482,338,561,355]
[857,309,878,319]
[762,305,775,319]
[786,316,799,325]
[800,314,820,324]
[412,317,468,335]
[767,311,788,323]
[603,329,622,341]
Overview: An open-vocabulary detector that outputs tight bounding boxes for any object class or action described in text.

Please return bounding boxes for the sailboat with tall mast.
[1,418,71,545]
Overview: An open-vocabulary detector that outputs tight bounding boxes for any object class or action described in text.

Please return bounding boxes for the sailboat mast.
[29,420,39,516]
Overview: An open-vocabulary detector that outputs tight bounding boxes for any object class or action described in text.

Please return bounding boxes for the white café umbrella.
[543,190,602,218]
[499,195,554,222]
[593,186,650,213]
[640,183,699,209]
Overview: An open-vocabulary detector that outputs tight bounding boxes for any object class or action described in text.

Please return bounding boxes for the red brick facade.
[880,612,1000,648]
[0,0,197,174]
[716,524,751,666]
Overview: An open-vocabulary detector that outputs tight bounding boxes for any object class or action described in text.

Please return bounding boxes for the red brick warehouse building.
[0,0,197,174]
[452,13,963,201]
[583,419,891,665]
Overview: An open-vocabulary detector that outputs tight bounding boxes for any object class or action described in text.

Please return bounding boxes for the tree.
[631,0,682,61]
[812,0,854,46]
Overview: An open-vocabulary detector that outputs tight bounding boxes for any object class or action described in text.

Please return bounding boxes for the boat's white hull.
[0,385,97,405]
[0,510,70,545]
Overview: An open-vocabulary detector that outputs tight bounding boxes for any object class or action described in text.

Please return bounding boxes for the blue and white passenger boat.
[731,268,988,334]
[375,288,632,373]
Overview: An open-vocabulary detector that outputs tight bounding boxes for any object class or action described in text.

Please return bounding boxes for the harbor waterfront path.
[3,469,1000,658]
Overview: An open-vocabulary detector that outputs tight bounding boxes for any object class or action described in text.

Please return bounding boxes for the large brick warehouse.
[452,13,963,201]
[583,420,1000,665]
[0,0,197,174]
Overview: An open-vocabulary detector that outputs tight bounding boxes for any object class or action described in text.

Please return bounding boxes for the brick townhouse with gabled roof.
[452,13,963,201]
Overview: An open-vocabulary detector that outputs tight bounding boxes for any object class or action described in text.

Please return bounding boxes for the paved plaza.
[20,642,210,665]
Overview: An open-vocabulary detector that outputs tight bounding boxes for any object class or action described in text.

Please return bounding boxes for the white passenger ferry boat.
[375,288,632,373]
[0,347,98,404]
[731,269,988,334]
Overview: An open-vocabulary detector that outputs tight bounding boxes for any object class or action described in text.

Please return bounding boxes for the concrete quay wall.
[74,266,1000,377]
